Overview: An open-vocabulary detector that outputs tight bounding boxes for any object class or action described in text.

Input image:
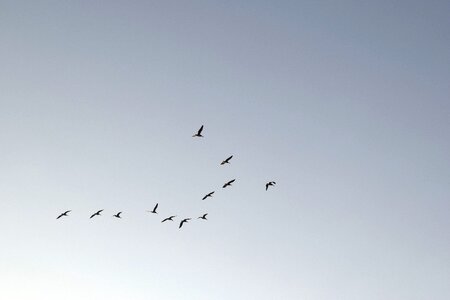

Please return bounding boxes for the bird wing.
[227,155,233,161]
[64,210,71,214]
[179,221,184,228]
[229,179,235,184]
[56,214,63,219]
[154,203,158,211]
[198,125,204,134]
[266,183,269,190]
[117,212,122,216]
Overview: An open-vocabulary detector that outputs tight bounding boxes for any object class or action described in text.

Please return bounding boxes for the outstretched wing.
[197,125,204,135]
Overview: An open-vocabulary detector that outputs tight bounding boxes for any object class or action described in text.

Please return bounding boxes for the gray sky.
[1,1,449,299]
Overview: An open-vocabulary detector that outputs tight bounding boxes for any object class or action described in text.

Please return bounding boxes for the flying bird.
[162,215,176,223]
[198,213,208,220]
[222,179,236,188]
[179,218,191,228]
[192,125,204,137]
[221,155,233,165]
[265,181,276,191]
[202,191,215,200]
[56,210,71,219]
[113,212,122,218]
[90,209,103,219]
[147,203,158,214]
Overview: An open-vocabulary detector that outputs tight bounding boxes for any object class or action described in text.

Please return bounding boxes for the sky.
[0,1,449,299]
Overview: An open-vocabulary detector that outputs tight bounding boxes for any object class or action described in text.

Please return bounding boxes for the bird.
[56,210,71,219]
[223,179,236,188]
[113,212,122,218]
[161,215,176,223]
[90,209,103,219]
[192,125,204,137]
[179,218,191,228]
[221,155,233,165]
[265,181,276,191]
[198,213,208,220]
[202,191,215,200]
[147,203,158,214]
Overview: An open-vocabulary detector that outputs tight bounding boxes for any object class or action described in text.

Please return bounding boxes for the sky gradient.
[1,1,449,299]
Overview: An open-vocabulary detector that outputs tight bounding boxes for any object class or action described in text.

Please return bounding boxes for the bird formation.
[57,125,276,229]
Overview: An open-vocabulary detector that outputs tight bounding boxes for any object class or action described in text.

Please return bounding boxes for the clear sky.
[1,1,449,299]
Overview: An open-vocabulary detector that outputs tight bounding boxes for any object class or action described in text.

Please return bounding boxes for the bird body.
[90,209,104,219]
[192,125,204,137]
[179,218,191,228]
[221,155,233,165]
[162,215,176,223]
[265,181,276,191]
[223,179,236,188]
[56,210,71,219]
[147,203,159,214]
[198,213,208,220]
[202,191,215,200]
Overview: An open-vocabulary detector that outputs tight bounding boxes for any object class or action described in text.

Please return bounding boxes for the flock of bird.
[57,125,276,229]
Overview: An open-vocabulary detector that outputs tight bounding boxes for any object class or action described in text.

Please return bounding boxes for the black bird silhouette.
[192,125,204,137]
[179,218,191,228]
[265,181,276,191]
[56,210,71,219]
[222,179,236,188]
[202,191,215,200]
[113,212,122,218]
[221,155,233,165]
[198,213,208,220]
[90,209,103,219]
[162,215,176,223]
[147,203,158,214]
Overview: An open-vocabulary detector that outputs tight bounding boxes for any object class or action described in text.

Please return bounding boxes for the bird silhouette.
[265,181,276,191]
[90,209,103,219]
[222,179,236,188]
[198,213,208,220]
[221,155,233,165]
[192,125,204,137]
[202,191,215,200]
[147,203,158,214]
[179,218,191,228]
[162,215,176,223]
[113,212,122,218]
[56,210,71,219]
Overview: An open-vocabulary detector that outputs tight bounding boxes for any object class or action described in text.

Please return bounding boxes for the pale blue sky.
[0,1,449,299]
